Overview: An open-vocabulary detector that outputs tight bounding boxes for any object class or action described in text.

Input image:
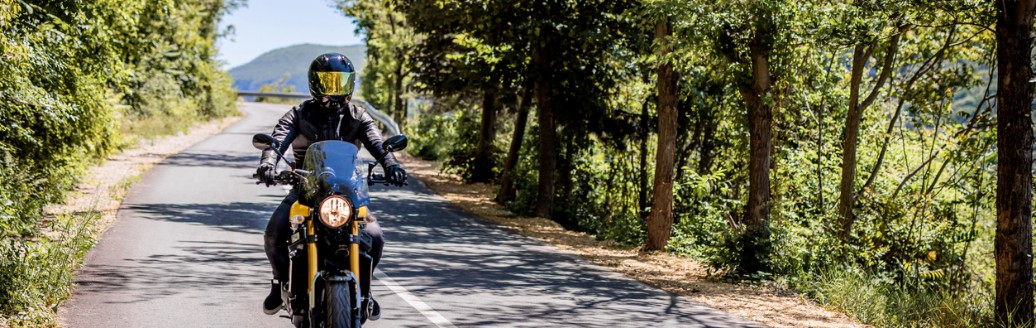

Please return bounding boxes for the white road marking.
[373,269,457,328]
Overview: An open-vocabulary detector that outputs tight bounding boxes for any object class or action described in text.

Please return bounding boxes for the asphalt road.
[59,102,763,327]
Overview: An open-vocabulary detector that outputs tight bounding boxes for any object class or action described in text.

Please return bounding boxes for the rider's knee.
[364,221,384,248]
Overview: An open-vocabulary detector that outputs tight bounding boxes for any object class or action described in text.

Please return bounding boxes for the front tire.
[326,282,353,328]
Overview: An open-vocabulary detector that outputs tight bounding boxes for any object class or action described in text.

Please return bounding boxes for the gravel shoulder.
[398,152,865,328]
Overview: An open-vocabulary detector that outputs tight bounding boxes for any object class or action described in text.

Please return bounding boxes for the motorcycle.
[251,133,408,328]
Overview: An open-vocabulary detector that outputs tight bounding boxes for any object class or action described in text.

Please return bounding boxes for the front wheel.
[326,282,353,328]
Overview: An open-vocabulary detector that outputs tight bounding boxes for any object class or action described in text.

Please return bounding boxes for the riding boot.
[361,294,380,322]
[263,279,284,315]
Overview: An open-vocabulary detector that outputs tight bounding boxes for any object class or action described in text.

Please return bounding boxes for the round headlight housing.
[318,195,352,229]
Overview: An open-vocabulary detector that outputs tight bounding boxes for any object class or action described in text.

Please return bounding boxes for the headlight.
[318,195,352,228]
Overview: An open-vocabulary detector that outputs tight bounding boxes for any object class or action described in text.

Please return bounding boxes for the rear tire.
[326,282,353,328]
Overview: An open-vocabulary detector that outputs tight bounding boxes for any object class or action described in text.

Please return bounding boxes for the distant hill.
[228,43,366,94]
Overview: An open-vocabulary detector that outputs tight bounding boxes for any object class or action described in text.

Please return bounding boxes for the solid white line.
[373,269,457,328]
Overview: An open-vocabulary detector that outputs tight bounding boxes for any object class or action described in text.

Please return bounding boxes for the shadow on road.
[367,183,763,327]
[159,151,259,170]
[75,239,268,305]
[124,202,273,235]
[74,202,275,305]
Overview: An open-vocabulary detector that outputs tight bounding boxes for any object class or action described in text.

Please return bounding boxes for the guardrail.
[237,91,311,99]
[238,91,401,135]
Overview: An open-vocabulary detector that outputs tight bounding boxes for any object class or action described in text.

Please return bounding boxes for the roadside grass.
[118,104,199,146]
[801,267,994,328]
[0,210,98,327]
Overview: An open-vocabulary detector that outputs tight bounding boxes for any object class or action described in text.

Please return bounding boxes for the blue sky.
[216,0,365,69]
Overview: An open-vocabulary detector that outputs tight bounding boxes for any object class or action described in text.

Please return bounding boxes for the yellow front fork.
[306,220,317,295]
[351,206,368,291]
[350,221,361,284]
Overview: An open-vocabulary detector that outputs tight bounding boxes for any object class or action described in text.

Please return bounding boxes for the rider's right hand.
[257,163,276,187]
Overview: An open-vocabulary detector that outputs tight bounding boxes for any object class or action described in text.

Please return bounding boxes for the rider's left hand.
[386,165,407,187]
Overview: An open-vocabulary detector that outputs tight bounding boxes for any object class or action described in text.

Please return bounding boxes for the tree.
[717,2,781,274]
[645,17,679,251]
[402,0,633,218]
[496,86,533,203]
[993,0,1035,323]
[402,0,530,183]
[340,0,416,127]
[834,6,905,238]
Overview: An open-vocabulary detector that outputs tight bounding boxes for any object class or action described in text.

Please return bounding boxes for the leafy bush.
[0,212,97,326]
[405,110,461,161]
[0,0,238,324]
[800,265,994,327]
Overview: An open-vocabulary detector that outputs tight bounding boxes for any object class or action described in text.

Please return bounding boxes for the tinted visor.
[312,71,355,96]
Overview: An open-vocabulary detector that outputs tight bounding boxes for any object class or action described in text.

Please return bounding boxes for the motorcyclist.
[256,52,407,320]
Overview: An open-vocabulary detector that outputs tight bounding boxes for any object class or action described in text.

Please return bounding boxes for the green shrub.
[800,265,994,327]
[0,0,238,324]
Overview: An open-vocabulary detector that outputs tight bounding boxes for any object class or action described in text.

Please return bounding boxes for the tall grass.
[800,266,995,327]
[0,210,98,327]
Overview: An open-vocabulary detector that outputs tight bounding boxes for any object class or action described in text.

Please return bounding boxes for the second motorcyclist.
[256,52,407,321]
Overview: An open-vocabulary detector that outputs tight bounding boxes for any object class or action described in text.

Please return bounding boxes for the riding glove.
[257,163,277,187]
[386,165,407,187]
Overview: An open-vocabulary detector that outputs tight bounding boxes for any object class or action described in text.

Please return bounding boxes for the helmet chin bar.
[319,95,350,109]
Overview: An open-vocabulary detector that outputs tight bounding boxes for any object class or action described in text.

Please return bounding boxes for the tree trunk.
[394,60,405,130]
[556,132,577,228]
[645,19,678,252]
[994,0,1035,324]
[533,48,557,218]
[737,44,773,273]
[698,97,717,175]
[472,87,498,182]
[496,87,533,203]
[836,44,867,238]
[837,31,900,239]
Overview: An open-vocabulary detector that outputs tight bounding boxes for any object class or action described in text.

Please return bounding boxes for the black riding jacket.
[260,99,400,169]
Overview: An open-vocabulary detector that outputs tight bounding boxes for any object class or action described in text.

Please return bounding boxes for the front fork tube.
[350,221,361,290]
[306,220,317,296]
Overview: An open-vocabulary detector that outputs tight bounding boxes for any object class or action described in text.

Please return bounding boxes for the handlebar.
[368,173,389,186]
[252,170,300,185]
[252,168,404,187]
[365,163,407,187]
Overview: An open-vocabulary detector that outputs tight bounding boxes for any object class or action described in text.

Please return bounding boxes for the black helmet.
[308,53,356,99]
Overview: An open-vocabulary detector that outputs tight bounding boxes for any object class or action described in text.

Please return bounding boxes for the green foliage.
[0,0,238,324]
[255,74,298,104]
[0,212,97,327]
[440,109,494,181]
[801,265,994,327]
[404,109,456,161]
[349,0,1008,325]
[339,0,415,125]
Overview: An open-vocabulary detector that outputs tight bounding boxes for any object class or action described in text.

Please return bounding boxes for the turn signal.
[289,202,310,225]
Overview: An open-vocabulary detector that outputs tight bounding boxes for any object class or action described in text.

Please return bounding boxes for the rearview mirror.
[382,134,408,152]
[252,133,279,150]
